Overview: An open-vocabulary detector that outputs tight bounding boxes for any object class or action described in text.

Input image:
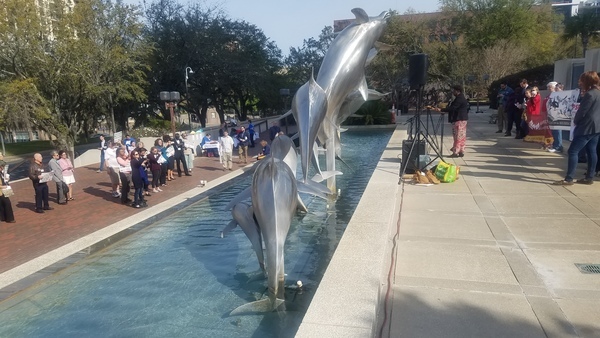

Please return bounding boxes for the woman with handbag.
[58,150,76,201]
[0,161,15,223]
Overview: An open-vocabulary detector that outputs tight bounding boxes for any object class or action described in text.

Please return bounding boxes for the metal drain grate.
[575,263,600,274]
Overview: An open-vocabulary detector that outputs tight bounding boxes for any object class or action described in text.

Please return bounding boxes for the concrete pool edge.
[0,167,251,299]
[295,125,405,337]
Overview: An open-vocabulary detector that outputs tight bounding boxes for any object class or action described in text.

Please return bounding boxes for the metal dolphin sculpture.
[315,9,390,145]
[292,72,329,184]
[230,157,298,315]
[224,135,330,211]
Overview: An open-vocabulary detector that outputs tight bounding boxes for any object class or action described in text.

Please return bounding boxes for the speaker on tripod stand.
[409,53,428,90]
[400,53,445,179]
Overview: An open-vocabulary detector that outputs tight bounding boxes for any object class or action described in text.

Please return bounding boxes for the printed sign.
[113,131,123,143]
[547,89,580,131]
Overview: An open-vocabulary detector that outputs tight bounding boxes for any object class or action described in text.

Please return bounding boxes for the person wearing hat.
[546,81,564,153]
[0,160,15,223]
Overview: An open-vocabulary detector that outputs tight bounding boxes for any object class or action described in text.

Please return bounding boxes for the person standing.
[147,147,163,193]
[496,82,514,134]
[236,126,249,164]
[173,133,191,177]
[130,150,147,208]
[182,132,195,173]
[432,85,469,157]
[58,150,76,201]
[248,120,255,147]
[0,161,15,223]
[105,141,122,198]
[554,71,600,185]
[514,79,529,139]
[269,122,281,141]
[154,138,168,186]
[220,131,234,170]
[48,151,67,205]
[117,147,133,204]
[548,82,565,153]
[97,135,108,173]
[29,153,52,213]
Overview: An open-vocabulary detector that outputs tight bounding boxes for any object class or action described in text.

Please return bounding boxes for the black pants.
[119,172,131,204]
[506,110,522,135]
[152,169,161,188]
[160,163,167,185]
[174,152,189,175]
[249,131,255,147]
[0,195,14,222]
[33,182,49,210]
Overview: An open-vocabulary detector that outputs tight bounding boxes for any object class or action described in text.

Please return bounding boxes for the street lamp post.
[160,91,181,136]
[185,67,194,132]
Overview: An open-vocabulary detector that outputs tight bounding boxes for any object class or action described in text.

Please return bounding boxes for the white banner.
[547,89,580,131]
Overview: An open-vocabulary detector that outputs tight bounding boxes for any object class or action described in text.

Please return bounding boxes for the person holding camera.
[130,150,148,208]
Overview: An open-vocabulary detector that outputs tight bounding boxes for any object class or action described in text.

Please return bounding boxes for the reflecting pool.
[0,129,393,338]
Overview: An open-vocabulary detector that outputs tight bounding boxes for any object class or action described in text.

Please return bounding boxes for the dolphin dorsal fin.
[374,41,393,51]
[351,8,369,24]
[358,77,369,101]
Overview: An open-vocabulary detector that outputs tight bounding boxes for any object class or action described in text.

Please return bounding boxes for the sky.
[130,0,442,55]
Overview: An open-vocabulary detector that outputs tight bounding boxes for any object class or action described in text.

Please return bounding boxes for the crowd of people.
[0,120,287,223]
[494,71,600,185]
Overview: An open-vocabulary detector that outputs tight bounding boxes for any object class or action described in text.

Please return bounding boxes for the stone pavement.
[0,145,264,299]
[387,110,600,337]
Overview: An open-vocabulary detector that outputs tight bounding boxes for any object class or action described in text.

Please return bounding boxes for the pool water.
[0,130,393,338]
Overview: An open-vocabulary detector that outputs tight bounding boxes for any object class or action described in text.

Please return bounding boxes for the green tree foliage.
[284,26,335,88]
[562,12,600,58]
[440,0,537,49]
[0,0,149,154]
[144,0,283,125]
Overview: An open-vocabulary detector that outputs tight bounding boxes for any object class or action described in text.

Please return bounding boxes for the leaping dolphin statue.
[230,157,298,315]
[292,71,329,184]
[315,8,391,149]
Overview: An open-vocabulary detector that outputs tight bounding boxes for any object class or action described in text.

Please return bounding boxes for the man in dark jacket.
[433,85,469,157]
[29,153,53,213]
[173,133,191,177]
[236,126,250,163]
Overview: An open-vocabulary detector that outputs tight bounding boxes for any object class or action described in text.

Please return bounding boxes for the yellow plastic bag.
[434,161,460,183]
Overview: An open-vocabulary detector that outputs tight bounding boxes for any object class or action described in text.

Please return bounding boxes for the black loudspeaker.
[401,139,427,174]
[409,54,428,89]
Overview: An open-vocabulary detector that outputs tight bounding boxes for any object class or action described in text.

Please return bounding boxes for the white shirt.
[105,148,119,168]
[220,136,234,153]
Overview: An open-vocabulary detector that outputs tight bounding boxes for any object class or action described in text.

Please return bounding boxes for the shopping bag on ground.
[434,161,460,183]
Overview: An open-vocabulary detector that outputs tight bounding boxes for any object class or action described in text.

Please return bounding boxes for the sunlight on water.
[0,130,393,338]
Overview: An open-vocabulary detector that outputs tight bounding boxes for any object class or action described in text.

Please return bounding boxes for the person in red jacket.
[523,86,553,146]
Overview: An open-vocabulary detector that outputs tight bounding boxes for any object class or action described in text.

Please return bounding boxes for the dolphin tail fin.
[336,154,351,170]
[279,109,293,119]
[296,193,309,212]
[221,220,237,238]
[297,181,329,200]
[229,298,285,316]
[224,187,252,210]
[311,170,343,183]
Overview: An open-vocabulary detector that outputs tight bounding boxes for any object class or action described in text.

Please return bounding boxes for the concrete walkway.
[388,110,600,337]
